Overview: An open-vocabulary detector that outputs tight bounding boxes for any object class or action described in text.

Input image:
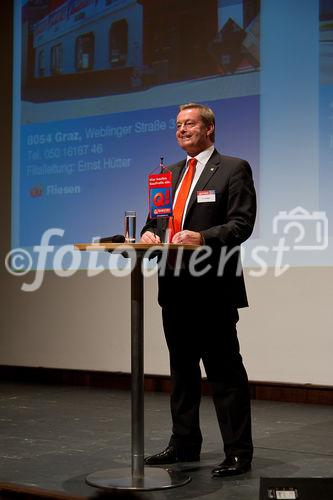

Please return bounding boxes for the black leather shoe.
[144,445,200,465]
[211,456,251,477]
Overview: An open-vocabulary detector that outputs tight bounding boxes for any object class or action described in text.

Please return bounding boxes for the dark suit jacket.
[141,149,256,308]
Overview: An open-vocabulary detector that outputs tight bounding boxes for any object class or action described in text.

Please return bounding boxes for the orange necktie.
[168,158,197,242]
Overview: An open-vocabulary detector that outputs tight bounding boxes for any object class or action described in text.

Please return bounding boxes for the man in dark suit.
[141,103,256,477]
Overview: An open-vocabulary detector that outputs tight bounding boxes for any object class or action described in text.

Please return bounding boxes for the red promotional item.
[148,172,173,218]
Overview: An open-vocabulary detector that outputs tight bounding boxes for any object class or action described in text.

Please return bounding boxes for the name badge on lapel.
[197,190,216,203]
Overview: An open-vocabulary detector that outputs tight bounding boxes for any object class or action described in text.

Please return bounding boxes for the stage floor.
[0,382,332,499]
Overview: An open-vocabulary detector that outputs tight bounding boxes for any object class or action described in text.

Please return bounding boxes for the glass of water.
[124,210,136,243]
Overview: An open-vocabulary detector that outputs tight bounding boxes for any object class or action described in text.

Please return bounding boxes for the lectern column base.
[86,466,191,491]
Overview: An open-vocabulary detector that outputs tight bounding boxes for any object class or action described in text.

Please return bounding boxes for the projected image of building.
[21,0,260,102]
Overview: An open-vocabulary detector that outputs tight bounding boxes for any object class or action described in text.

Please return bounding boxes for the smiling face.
[176,107,214,156]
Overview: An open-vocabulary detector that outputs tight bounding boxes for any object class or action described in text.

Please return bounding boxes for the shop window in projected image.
[51,43,63,75]
[109,19,128,68]
[75,32,95,71]
[38,49,46,78]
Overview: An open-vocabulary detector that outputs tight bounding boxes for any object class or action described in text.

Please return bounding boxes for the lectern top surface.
[74,242,199,251]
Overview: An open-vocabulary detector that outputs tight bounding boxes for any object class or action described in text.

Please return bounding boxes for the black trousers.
[161,301,253,459]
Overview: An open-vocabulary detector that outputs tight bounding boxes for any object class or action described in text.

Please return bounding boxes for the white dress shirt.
[173,145,215,229]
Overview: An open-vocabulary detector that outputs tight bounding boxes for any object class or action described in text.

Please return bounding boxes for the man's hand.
[140,231,161,244]
[172,230,202,245]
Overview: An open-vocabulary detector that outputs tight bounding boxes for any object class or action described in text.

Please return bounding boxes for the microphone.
[99,234,125,243]
[159,155,171,173]
[98,234,130,257]
[160,156,164,173]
